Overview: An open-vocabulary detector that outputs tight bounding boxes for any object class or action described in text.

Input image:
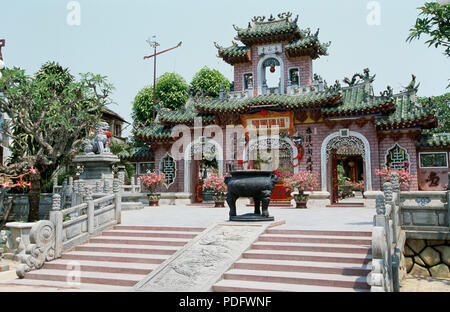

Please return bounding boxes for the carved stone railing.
[16,179,122,278]
[368,172,450,291]
[368,173,405,292]
[286,81,324,95]
[399,191,448,231]
[224,90,252,100]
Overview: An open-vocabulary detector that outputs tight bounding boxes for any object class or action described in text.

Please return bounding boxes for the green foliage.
[420,92,450,134]
[110,141,136,183]
[191,67,230,97]
[337,164,349,186]
[0,61,114,220]
[156,72,189,111]
[407,2,450,57]
[132,72,189,125]
[132,85,155,126]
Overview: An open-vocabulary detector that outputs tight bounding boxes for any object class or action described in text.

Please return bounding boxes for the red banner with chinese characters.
[240,110,294,146]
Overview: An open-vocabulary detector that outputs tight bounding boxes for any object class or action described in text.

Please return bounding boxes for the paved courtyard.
[121,201,375,231]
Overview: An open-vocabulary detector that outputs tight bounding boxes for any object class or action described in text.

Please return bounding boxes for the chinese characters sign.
[257,44,282,55]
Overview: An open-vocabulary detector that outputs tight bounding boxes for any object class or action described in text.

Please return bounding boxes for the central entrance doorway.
[322,130,371,205]
[331,151,364,203]
[245,136,297,202]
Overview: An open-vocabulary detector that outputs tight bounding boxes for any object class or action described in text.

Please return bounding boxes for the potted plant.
[355,180,365,197]
[342,179,354,199]
[203,173,227,207]
[283,171,319,208]
[375,165,412,191]
[140,172,166,206]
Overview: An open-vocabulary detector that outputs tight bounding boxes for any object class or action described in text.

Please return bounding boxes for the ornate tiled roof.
[214,42,251,65]
[284,29,330,59]
[134,124,174,143]
[158,107,216,125]
[322,84,395,116]
[375,92,437,130]
[234,13,301,45]
[126,145,154,161]
[193,91,342,113]
[415,133,450,148]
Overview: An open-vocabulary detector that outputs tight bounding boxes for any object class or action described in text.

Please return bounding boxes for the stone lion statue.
[83,122,112,155]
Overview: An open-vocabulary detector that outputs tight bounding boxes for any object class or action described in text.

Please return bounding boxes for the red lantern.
[270,66,276,73]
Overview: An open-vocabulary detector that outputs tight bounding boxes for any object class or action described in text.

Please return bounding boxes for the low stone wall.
[403,238,450,278]
[0,193,54,222]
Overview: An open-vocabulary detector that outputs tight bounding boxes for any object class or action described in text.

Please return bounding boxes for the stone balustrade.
[286,81,324,95]
[368,172,450,291]
[15,179,122,278]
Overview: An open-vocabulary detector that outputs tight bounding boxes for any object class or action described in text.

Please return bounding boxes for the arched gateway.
[321,130,372,202]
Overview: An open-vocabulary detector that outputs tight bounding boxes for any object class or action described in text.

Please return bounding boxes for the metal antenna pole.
[153,44,157,120]
[144,39,182,121]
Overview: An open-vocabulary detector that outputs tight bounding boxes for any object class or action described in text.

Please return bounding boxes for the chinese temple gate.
[133,12,449,205]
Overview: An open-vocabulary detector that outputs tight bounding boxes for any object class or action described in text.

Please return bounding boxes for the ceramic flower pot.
[148,193,161,206]
[294,192,309,209]
[212,193,226,208]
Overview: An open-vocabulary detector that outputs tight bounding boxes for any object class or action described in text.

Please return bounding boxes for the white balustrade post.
[87,200,94,234]
[131,176,136,193]
[115,192,122,224]
[52,176,58,194]
[49,210,63,258]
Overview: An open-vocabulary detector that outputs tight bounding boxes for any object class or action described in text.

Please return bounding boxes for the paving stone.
[409,264,430,277]
[404,245,414,257]
[414,256,426,267]
[434,246,450,266]
[407,239,426,254]
[429,264,450,278]
[419,247,441,267]
[405,257,414,273]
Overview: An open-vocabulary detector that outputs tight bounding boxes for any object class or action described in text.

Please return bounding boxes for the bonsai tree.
[191,67,230,97]
[0,62,114,221]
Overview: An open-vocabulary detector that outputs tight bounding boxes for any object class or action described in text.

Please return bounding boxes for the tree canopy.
[0,61,114,220]
[132,85,155,126]
[156,72,189,110]
[420,92,450,134]
[407,2,450,57]
[132,72,189,125]
[191,66,230,97]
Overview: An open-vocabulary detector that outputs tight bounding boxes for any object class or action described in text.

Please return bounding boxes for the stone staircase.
[2,225,205,291]
[212,228,372,292]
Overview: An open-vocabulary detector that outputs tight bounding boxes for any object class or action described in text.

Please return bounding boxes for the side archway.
[183,137,223,193]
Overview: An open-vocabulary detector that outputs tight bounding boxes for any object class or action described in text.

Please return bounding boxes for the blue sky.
[1,0,449,136]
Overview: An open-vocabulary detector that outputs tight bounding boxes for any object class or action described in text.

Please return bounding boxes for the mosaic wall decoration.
[385,144,409,170]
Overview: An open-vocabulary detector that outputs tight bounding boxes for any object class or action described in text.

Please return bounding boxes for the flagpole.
[144,39,182,121]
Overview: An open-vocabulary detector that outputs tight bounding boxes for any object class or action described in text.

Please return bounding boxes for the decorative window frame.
[418,152,449,169]
[242,72,254,91]
[384,143,410,171]
[159,152,177,189]
[136,162,155,175]
[287,67,300,86]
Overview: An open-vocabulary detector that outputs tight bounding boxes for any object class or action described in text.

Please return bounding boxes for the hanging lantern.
[270,65,276,73]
